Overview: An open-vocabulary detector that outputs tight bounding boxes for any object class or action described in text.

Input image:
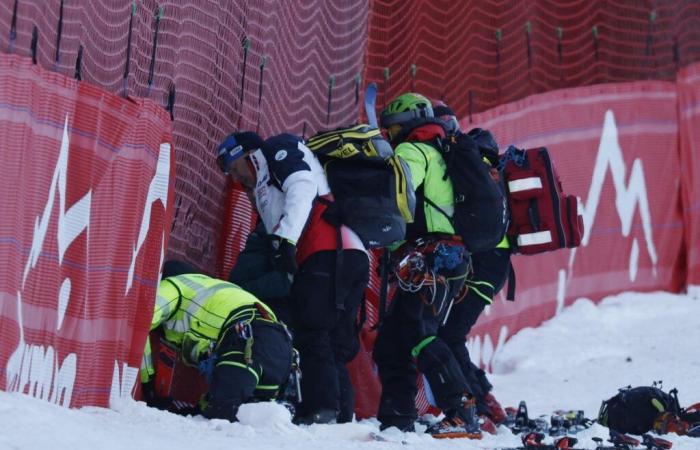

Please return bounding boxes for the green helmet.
[379,92,434,129]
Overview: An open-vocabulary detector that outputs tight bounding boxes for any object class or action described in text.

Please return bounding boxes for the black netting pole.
[410,63,416,92]
[8,0,18,53]
[557,27,564,81]
[468,89,474,124]
[239,37,250,107]
[326,75,335,125]
[54,0,64,68]
[256,56,267,133]
[525,21,533,70]
[166,82,175,120]
[147,6,164,95]
[30,26,38,64]
[673,36,680,71]
[74,44,83,80]
[123,1,135,97]
[592,26,599,61]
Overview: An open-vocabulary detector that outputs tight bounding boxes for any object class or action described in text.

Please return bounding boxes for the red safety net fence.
[0,54,174,408]
[677,62,700,288]
[363,0,700,119]
[0,0,368,275]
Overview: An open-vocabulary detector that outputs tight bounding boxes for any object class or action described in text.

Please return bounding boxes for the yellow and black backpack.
[306,124,415,248]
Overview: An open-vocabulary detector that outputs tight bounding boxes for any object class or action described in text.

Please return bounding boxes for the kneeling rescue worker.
[140,272,296,422]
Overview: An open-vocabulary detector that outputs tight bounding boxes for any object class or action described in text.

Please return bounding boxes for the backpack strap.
[372,249,391,330]
[316,196,347,313]
[506,261,516,301]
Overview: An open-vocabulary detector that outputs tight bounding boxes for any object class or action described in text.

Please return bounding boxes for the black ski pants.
[290,249,369,422]
[203,318,293,421]
[438,247,511,412]
[373,260,470,431]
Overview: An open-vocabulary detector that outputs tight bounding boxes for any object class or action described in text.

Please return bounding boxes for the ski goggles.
[217,134,250,174]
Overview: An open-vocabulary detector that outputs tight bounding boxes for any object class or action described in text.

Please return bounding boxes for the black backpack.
[430,130,507,253]
[306,125,416,248]
[598,386,680,435]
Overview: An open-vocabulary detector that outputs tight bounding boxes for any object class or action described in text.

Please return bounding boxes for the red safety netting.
[363,0,700,118]
[0,0,369,275]
[0,54,174,407]
[677,62,700,288]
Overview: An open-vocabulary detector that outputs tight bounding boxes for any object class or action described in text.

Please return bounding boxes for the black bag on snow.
[306,125,416,248]
[432,131,507,253]
[598,386,680,435]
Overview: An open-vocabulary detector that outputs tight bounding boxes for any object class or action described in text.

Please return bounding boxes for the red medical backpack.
[501,147,584,254]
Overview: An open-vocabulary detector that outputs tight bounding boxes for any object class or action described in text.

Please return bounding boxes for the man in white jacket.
[217,131,369,424]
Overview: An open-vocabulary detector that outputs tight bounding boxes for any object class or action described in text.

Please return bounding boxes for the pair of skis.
[499,430,671,450]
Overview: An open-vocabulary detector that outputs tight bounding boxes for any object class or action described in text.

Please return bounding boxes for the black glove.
[271,236,298,276]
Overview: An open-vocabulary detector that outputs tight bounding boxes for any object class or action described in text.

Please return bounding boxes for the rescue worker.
[140,272,295,422]
[229,221,293,326]
[431,101,510,427]
[374,92,480,439]
[216,131,369,424]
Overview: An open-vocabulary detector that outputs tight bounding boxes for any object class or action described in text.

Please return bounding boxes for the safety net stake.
[8,0,18,53]
[326,75,336,125]
[74,44,83,81]
[410,64,417,92]
[147,5,164,94]
[525,21,533,69]
[239,36,251,107]
[30,26,38,64]
[123,1,136,97]
[592,25,599,61]
[54,0,64,68]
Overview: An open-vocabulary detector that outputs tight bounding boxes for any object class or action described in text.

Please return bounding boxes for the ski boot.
[653,411,689,435]
[483,392,507,424]
[428,396,482,439]
[478,414,498,435]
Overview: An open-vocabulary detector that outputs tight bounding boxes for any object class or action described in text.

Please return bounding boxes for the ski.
[364,82,378,127]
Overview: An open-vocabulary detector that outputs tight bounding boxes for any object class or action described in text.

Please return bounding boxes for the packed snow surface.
[2,291,698,449]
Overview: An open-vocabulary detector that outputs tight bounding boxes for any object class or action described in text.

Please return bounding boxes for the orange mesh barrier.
[0,1,368,273]
[363,0,700,119]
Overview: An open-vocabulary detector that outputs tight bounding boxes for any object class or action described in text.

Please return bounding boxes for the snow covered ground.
[1,291,698,450]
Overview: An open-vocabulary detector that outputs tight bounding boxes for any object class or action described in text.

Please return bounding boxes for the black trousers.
[438,248,511,413]
[203,319,293,421]
[290,250,369,422]
[373,260,469,431]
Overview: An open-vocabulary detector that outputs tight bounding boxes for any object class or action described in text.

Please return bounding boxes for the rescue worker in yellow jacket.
[140,272,295,422]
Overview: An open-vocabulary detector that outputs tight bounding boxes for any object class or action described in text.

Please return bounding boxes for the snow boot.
[428,396,482,440]
[293,408,337,425]
[653,411,689,435]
